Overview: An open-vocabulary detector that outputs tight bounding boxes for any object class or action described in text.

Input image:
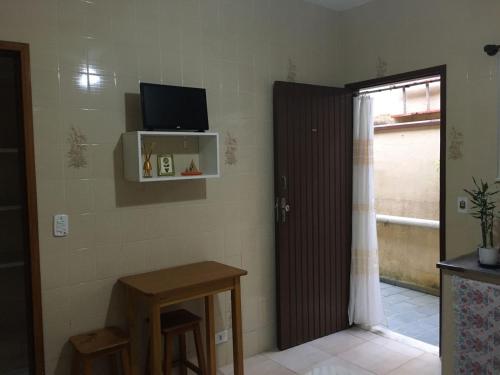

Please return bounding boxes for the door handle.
[281,176,288,191]
[275,197,280,223]
[280,197,291,224]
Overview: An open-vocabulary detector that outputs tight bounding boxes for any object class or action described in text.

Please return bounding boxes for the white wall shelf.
[122,131,220,182]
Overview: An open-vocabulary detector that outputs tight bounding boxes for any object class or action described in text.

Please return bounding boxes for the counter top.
[437,252,500,280]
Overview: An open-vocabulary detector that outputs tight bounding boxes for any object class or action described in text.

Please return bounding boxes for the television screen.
[140,83,209,131]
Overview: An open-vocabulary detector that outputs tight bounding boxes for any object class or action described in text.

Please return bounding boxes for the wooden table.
[119,261,247,375]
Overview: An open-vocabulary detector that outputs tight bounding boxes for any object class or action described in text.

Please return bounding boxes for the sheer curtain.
[348,95,385,326]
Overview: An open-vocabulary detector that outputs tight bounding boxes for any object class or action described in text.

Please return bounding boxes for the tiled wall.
[0,0,341,373]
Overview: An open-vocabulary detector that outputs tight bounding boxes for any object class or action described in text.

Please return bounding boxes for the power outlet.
[53,214,69,237]
[215,330,229,345]
[457,197,469,213]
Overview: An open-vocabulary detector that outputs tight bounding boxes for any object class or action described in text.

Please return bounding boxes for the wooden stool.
[70,327,131,375]
[147,309,207,375]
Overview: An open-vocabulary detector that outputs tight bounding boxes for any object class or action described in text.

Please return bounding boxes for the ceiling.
[305,0,375,11]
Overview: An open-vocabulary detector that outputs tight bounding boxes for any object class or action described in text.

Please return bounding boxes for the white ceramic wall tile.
[68,247,97,285]
[95,243,123,279]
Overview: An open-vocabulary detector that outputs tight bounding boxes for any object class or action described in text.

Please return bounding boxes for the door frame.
[346,65,446,352]
[0,40,45,374]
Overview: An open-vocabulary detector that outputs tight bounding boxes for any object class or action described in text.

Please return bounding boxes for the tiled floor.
[218,327,441,375]
[380,282,439,346]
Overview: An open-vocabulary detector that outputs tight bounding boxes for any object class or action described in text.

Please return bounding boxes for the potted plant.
[464,177,499,266]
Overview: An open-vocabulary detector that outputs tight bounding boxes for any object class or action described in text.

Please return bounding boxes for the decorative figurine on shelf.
[181,159,202,176]
[142,142,155,178]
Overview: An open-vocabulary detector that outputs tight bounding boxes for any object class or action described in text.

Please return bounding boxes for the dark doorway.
[0,41,44,374]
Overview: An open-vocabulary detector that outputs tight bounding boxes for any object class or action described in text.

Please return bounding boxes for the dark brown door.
[274,81,353,350]
[0,42,44,374]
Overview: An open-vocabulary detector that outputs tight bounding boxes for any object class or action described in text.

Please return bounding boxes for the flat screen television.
[140,82,209,132]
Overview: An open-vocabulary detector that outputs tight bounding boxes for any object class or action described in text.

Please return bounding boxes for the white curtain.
[348,96,385,326]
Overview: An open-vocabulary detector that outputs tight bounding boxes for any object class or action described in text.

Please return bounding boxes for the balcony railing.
[376,214,439,229]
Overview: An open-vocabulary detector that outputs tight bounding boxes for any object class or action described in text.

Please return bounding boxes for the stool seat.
[70,327,129,355]
[70,327,131,375]
[161,309,201,332]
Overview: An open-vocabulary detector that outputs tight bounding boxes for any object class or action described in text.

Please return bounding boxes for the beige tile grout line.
[361,324,440,355]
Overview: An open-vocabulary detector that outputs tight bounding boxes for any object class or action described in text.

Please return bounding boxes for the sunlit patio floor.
[380,282,439,346]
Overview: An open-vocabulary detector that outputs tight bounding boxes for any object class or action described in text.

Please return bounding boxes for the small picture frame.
[157,154,175,176]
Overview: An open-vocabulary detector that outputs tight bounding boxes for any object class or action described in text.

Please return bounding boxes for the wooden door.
[274,81,353,350]
[0,41,44,374]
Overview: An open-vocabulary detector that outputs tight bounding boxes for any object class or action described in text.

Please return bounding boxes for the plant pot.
[478,247,499,266]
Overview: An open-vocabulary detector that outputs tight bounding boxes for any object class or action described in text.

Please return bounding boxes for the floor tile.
[412,330,440,347]
[414,304,439,316]
[220,327,440,375]
[418,314,439,327]
[347,327,382,341]
[384,301,416,314]
[381,287,403,297]
[399,289,425,298]
[387,353,441,375]
[218,354,296,375]
[380,282,439,345]
[264,343,331,373]
[407,294,438,306]
[309,330,366,355]
[392,310,428,324]
[301,356,376,375]
[370,336,424,357]
[394,323,434,337]
[337,341,417,375]
[383,293,411,304]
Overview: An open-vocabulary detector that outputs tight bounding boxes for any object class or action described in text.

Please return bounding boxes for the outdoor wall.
[378,223,440,293]
[0,0,342,373]
[340,1,500,373]
[375,126,440,293]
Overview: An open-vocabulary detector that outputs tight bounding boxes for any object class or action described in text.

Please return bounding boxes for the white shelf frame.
[122,131,220,182]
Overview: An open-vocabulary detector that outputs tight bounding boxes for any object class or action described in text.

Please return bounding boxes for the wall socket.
[215,330,229,345]
[457,196,469,213]
[53,214,69,237]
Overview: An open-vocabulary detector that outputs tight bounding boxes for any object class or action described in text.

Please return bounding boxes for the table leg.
[231,278,244,375]
[83,358,93,375]
[149,302,162,375]
[71,354,80,375]
[108,354,118,375]
[126,288,139,375]
[204,295,216,375]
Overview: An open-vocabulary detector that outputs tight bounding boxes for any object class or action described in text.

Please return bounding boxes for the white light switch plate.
[53,214,69,237]
[215,330,229,345]
[457,197,469,213]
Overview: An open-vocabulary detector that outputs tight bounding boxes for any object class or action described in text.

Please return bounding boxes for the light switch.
[53,214,69,237]
[457,197,469,213]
